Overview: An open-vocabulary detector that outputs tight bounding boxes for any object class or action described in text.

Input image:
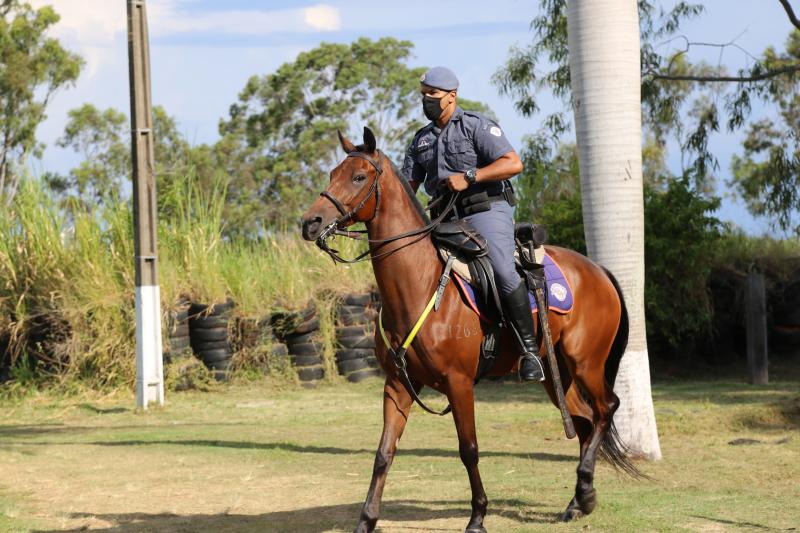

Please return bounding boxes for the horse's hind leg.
[560,367,619,522]
[448,375,488,533]
[354,377,414,533]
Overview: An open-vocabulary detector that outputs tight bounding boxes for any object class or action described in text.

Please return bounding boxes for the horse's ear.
[338,130,357,154]
[363,126,377,154]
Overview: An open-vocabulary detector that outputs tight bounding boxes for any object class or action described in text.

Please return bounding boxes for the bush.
[530,175,723,356]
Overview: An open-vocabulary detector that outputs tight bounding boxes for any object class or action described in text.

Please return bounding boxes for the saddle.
[432,220,548,318]
[431,220,549,381]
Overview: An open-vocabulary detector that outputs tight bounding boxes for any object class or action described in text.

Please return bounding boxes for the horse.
[301,127,639,533]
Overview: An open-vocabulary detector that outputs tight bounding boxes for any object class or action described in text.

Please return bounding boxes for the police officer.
[402,66,545,382]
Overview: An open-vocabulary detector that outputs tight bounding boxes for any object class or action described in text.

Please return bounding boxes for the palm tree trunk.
[566,0,662,459]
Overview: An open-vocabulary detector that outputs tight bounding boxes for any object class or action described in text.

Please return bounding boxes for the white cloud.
[303,4,341,31]
[148,2,342,36]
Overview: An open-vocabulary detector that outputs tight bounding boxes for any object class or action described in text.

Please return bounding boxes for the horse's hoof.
[559,507,584,522]
[465,527,487,533]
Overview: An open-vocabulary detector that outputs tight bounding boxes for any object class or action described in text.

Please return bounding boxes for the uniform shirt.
[401,106,515,197]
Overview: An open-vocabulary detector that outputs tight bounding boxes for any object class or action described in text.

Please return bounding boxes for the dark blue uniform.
[402,106,521,296]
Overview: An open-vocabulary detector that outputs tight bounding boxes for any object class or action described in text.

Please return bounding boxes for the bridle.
[315,150,457,263]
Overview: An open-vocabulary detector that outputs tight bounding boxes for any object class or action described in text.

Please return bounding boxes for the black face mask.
[422,94,445,121]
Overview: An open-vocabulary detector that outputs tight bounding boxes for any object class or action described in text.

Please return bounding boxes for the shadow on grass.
[651,380,799,406]
[690,514,794,531]
[0,421,255,437]
[35,499,555,533]
[0,437,575,462]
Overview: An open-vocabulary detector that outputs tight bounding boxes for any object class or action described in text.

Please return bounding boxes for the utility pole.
[127,0,164,408]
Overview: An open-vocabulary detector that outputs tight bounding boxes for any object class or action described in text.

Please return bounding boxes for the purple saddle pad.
[454,253,574,319]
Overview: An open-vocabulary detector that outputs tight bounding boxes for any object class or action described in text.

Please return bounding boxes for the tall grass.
[0,173,373,389]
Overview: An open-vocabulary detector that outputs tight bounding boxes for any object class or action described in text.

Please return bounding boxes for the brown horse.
[301,128,638,533]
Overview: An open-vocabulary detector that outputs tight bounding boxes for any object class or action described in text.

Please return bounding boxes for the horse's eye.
[353,174,367,184]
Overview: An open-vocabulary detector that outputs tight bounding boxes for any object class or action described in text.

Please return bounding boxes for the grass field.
[0,368,798,533]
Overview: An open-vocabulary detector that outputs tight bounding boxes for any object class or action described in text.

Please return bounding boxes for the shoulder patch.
[489,126,502,137]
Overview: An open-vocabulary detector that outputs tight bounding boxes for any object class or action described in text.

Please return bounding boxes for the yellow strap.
[379,291,438,351]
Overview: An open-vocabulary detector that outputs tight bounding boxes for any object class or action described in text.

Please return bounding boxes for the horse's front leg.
[448,374,488,533]
[354,376,414,533]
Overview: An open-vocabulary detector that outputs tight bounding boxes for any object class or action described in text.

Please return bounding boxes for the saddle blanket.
[454,253,574,320]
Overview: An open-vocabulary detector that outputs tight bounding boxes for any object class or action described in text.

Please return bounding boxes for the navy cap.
[420,66,459,91]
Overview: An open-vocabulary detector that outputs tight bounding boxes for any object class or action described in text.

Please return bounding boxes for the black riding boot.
[503,282,546,382]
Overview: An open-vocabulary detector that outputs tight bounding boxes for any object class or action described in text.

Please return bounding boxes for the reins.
[315,150,458,264]
[314,149,457,415]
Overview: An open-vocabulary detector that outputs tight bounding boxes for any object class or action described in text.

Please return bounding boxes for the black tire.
[338,305,367,317]
[337,357,373,374]
[173,308,189,322]
[292,354,324,367]
[285,331,317,345]
[169,323,189,337]
[169,336,191,351]
[191,327,228,342]
[347,368,382,383]
[300,304,317,321]
[297,366,325,381]
[191,316,229,330]
[337,335,375,349]
[294,316,320,334]
[338,313,368,326]
[209,298,236,315]
[271,343,288,357]
[336,348,376,362]
[337,326,367,338]
[343,293,371,306]
[289,341,323,356]
[208,357,231,371]
[192,339,230,351]
[199,348,233,364]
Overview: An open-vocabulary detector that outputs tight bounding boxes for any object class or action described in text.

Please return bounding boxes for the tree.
[218,37,490,234]
[730,30,800,233]
[566,0,662,459]
[48,104,195,211]
[46,104,129,209]
[497,0,800,234]
[0,1,83,204]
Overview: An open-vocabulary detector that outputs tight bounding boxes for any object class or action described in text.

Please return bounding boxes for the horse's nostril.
[302,216,323,241]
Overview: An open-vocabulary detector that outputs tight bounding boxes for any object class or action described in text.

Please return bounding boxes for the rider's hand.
[445,173,469,192]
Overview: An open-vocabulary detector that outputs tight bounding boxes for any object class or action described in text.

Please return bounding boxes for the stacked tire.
[274,302,326,387]
[189,298,235,380]
[165,298,191,360]
[771,274,800,350]
[335,292,382,383]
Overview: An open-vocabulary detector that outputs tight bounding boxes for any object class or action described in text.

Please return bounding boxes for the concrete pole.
[127,0,164,408]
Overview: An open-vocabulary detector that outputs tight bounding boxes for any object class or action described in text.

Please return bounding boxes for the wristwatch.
[464,168,478,186]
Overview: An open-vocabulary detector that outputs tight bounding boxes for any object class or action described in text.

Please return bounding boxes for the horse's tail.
[597,267,646,479]
[602,267,628,389]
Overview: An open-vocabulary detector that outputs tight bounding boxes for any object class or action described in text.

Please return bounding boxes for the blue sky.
[30,0,795,235]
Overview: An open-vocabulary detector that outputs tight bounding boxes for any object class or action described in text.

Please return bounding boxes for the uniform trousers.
[462,200,522,297]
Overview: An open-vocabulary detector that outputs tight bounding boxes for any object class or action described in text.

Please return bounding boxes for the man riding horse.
[402,66,545,382]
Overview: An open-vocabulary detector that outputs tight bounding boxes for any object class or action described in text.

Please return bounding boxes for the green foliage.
[0,1,82,203]
[46,103,207,214]
[0,174,373,387]
[730,31,800,234]
[520,166,723,353]
[643,176,722,351]
[495,1,800,230]
[46,104,129,208]
[217,37,429,233]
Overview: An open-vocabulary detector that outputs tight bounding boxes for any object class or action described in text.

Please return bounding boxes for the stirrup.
[519,354,545,382]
